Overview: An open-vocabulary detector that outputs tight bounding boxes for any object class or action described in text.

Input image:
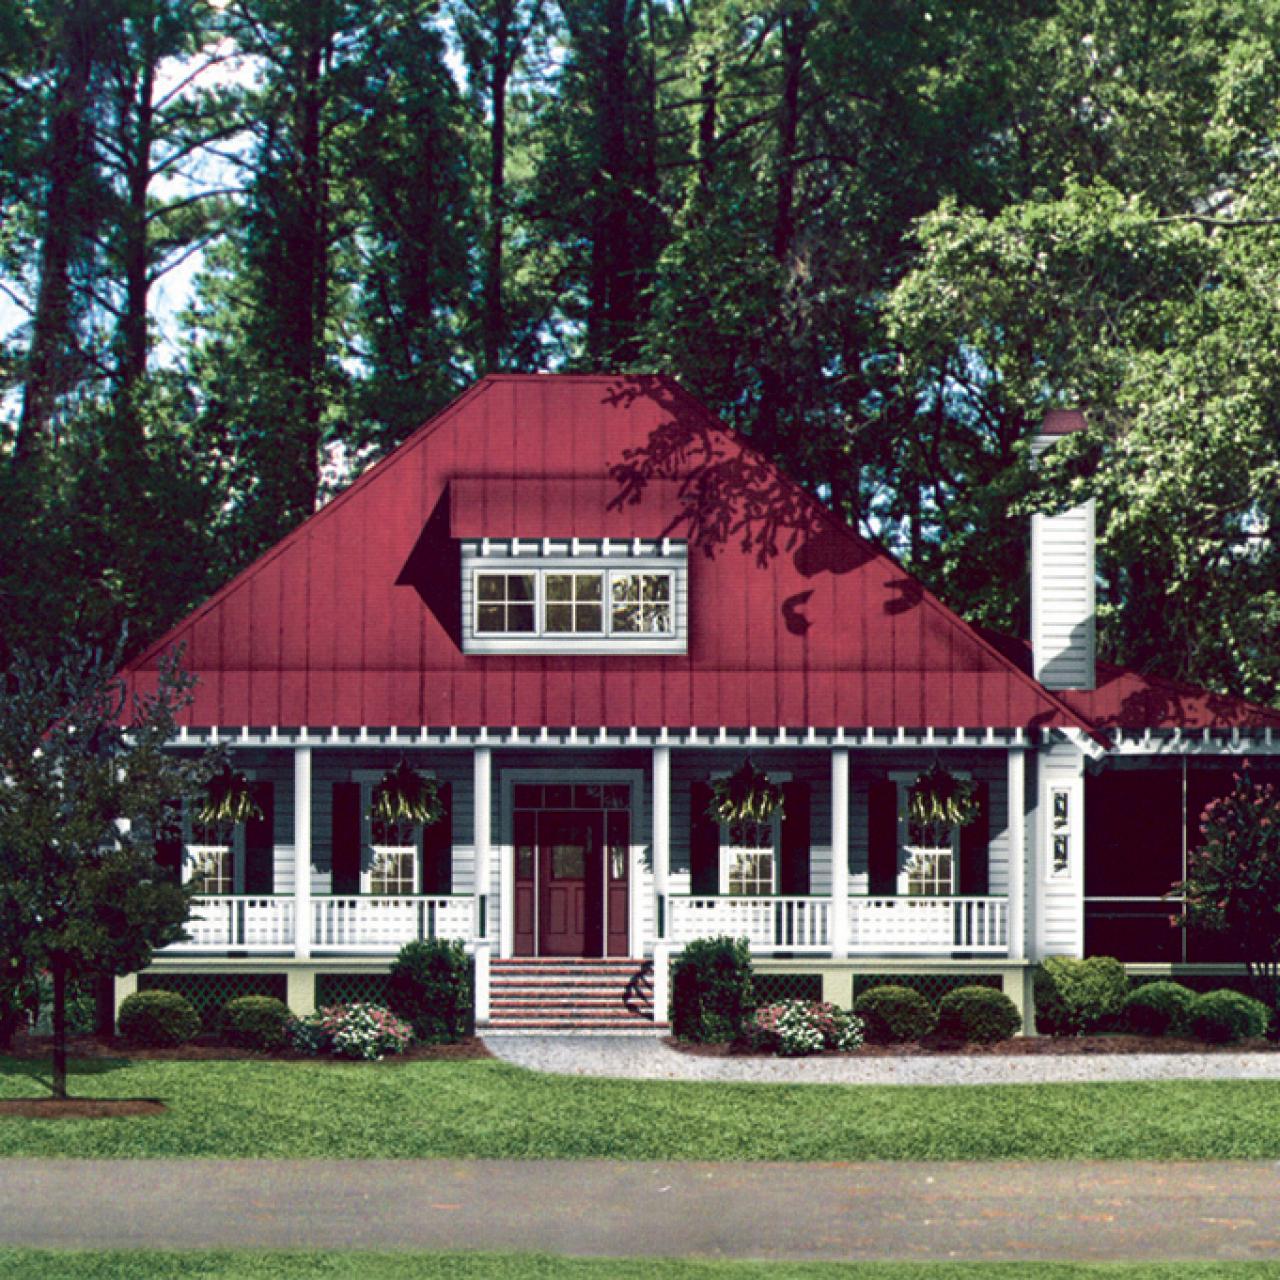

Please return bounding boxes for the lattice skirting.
[137,972,288,1029]
[314,972,393,1008]
[754,973,824,1005]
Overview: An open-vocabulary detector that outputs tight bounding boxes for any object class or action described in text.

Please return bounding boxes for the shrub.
[387,939,473,1044]
[670,936,755,1042]
[1189,989,1271,1044]
[117,989,200,1047]
[935,985,1021,1044]
[752,1000,864,1057]
[852,985,935,1044]
[1033,956,1128,1035]
[288,1003,415,1060]
[1121,982,1196,1037]
[220,995,291,1052]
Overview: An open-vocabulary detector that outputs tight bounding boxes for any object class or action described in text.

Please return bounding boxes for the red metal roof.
[125,374,1106,733]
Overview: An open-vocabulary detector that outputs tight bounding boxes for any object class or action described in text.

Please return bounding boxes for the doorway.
[512,782,630,956]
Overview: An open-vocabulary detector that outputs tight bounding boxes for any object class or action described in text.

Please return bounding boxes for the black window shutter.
[332,781,362,895]
[778,780,810,895]
[421,781,453,894]
[155,800,183,882]
[689,781,719,895]
[958,779,990,895]
[868,778,899,895]
[244,780,275,894]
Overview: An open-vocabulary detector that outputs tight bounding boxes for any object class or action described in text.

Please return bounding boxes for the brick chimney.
[1030,410,1095,691]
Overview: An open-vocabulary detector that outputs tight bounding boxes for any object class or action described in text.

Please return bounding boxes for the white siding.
[1031,498,1096,690]
[1037,739,1086,957]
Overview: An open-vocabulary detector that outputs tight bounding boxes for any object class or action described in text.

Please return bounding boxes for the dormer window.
[463,539,686,654]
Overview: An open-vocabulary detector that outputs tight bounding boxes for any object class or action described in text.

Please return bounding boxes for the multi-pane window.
[898,777,960,897]
[473,569,674,638]
[545,573,603,633]
[475,572,536,633]
[368,846,416,895]
[903,847,953,897]
[188,844,233,895]
[723,818,777,896]
[611,573,672,634]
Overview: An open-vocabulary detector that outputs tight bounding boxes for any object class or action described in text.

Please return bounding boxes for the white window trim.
[890,769,969,897]
[182,780,253,895]
[462,541,688,656]
[1043,779,1082,884]
[712,768,790,897]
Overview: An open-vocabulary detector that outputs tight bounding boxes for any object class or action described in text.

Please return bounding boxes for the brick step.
[491,979,651,993]
[485,1025,668,1036]
[487,1015,666,1029]
[492,965,646,977]
[492,989,649,1003]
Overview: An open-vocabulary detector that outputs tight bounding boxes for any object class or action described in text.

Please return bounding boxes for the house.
[118,376,1280,1031]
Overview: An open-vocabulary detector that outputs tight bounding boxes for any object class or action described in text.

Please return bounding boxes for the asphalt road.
[3,1159,1280,1260]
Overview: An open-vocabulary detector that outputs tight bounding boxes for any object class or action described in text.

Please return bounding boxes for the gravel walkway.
[483,1034,1280,1084]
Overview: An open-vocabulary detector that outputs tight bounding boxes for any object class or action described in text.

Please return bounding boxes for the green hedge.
[220,995,291,1052]
[387,939,473,1043]
[1033,956,1128,1036]
[852,984,935,1044]
[670,936,755,1042]
[1189,989,1270,1043]
[1122,981,1196,1037]
[935,985,1021,1044]
[117,990,200,1047]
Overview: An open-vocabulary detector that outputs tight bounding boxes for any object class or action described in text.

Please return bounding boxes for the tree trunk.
[51,957,68,1101]
[13,1,99,469]
[119,9,157,396]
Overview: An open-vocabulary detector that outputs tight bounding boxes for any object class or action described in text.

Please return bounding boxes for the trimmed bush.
[1033,955,1128,1036]
[670,936,755,1042]
[852,984,936,1044]
[1121,981,1196,1037]
[117,989,200,1047]
[1189,989,1271,1044]
[287,1003,415,1060]
[935,985,1021,1044]
[751,1000,864,1057]
[387,939,472,1043]
[220,995,290,1052]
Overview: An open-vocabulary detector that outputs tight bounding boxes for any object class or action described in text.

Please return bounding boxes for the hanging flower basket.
[707,758,786,825]
[197,765,263,826]
[907,761,980,847]
[369,758,445,827]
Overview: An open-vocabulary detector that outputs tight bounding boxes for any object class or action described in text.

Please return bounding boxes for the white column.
[830,747,849,958]
[293,745,312,960]
[1007,748,1026,962]
[652,745,670,943]
[474,746,492,941]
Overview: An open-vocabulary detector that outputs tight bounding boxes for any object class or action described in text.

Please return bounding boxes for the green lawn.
[5,1055,1280,1160]
[4,1257,1280,1280]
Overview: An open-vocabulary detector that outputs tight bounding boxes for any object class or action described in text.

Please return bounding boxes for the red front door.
[538,811,596,956]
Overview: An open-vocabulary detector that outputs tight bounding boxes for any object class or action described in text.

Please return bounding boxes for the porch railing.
[313,895,474,951]
[180,896,296,951]
[668,896,832,952]
[666,893,1008,956]
[848,895,1008,954]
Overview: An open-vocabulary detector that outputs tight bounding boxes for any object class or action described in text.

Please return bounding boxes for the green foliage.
[907,763,980,845]
[387,940,473,1044]
[1033,956,1129,1036]
[669,937,755,1043]
[370,760,445,827]
[287,1003,415,1061]
[706,760,784,825]
[1122,982,1197,1037]
[1188,990,1271,1044]
[0,641,210,1094]
[198,765,263,826]
[117,990,201,1048]
[220,996,291,1053]
[852,985,936,1045]
[1173,766,1280,1014]
[935,986,1021,1045]
[750,1000,863,1057]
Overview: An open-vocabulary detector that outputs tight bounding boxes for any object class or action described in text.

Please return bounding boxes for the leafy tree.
[0,641,210,1097]
[1172,765,1280,1019]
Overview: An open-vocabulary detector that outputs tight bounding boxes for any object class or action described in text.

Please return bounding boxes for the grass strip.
[6,1056,1280,1160]
[4,1255,1280,1280]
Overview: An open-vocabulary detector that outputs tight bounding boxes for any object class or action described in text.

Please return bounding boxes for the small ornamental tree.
[1172,765,1280,1017]
[0,641,212,1097]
